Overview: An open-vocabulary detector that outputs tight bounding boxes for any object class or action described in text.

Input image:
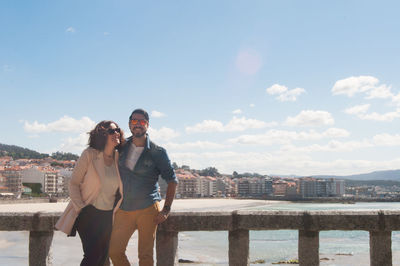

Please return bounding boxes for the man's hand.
[154,209,169,224]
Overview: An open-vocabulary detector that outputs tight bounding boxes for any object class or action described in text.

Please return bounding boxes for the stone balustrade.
[1,210,399,265]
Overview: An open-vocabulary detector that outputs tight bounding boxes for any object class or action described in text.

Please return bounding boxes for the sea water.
[177,202,400,265]
[1,202,400,265]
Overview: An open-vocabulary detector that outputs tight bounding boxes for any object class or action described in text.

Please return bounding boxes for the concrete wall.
[1,210,399,266]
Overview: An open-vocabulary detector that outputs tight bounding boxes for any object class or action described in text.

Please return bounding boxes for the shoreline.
[0,198,287,213]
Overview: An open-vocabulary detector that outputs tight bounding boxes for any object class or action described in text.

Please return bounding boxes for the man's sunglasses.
[107,128,121,135]
[130,119,148,126]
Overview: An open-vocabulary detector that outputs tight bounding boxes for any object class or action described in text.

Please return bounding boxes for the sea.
[1,201,400,265]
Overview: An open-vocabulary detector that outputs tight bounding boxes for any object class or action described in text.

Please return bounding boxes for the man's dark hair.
[129,108,149,121]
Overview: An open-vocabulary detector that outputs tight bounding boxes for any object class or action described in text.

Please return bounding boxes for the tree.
[51,151,79,161]
[172,162,179,170]
[181,165,190,170]
[200,167,220,177]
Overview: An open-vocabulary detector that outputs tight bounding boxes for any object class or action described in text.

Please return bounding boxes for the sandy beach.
[0,198,285,213]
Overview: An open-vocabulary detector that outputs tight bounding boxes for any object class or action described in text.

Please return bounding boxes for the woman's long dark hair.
[88,120,125,152]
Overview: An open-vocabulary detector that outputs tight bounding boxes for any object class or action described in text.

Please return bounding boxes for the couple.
[55,108,178,266]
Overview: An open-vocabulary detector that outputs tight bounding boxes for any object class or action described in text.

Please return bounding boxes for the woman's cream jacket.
[55,147,123,235]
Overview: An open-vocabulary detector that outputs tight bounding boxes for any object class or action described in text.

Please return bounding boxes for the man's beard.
[133,131,146,138]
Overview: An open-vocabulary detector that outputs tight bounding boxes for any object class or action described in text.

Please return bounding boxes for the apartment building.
[200,176,217,197]
[273,181,287,197]
[21,167,65,195]
[0,173,7,192]
[176,170,200,198]
[300,178,345,198]
[237,177,273,197]
[1,167,22,193]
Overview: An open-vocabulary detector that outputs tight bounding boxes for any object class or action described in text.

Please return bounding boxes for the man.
[109,108,178,266]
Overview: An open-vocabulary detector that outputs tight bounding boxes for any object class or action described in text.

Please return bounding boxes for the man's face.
[129,113,149,138]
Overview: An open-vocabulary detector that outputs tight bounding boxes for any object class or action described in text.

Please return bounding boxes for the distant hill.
[313,169,400,181]
[0,143,78,160]
[0,143,49,159]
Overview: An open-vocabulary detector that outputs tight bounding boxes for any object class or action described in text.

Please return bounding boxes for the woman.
[56,120,125,266]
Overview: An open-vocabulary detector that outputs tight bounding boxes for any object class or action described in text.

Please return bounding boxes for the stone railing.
[1,210,399,266]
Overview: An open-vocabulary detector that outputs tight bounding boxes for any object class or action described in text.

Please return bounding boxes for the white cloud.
[23,116,95,133]
[285,110,334,127]
[235,50,262,75]
[225,117,273,131]
[344,104,370,115]
[345,104,400,122]
[346,108,400,122]
[164,141,227,150]
[373,133,400,146]
[232,109,242,114]
[322,128,351,138]
[280,140,373,153]
[332,76,379,97]
[147,127,180,141]
[151,110,166,118]
[103,32,110,36]
[249,104,255,108]
[66,27,76,33]
[279,132,400,154]
[170,150,400,176]
[393,93,400,105]
[186,120,225,133]
[228,128,349,146]
[365,84,393,100]
[266,84,306,102]
[332,76,399,103]
[186,117,276,133]
[356,110,400,122]
[59,132,88,154]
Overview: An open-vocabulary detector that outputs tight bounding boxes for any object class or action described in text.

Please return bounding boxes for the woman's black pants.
[76,205,113,266]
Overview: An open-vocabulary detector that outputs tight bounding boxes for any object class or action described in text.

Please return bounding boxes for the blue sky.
[1,1,400,176]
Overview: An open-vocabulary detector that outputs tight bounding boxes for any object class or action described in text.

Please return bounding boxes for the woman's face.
[106,123,121,148]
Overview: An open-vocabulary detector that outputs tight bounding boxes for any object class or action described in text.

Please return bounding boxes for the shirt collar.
[127,133,150,150]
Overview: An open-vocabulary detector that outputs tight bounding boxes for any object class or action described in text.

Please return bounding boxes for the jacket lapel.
[92,151,104,185]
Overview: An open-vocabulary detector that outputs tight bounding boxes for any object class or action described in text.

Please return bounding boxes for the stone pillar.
[229,229,249,266]
[29,230,54,266]
[298,230,319,266]
[370,231,392,266]
[156,230,178,266]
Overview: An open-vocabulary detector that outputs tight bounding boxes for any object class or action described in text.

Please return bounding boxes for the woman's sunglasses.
[130,119,147,126]
[107,128,121,135]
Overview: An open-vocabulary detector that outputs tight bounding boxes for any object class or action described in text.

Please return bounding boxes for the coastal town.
[1,155,399,201]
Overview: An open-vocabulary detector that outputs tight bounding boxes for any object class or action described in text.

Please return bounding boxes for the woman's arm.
[68,148,91,212]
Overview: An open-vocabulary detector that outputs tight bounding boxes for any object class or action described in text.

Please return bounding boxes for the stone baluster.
[229,229,249,266]
[29,230,54,266]
[156,230,179,266]
[298,230,319,266]
[369,230,392,266]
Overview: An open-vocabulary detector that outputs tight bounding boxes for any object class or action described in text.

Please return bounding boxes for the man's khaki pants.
[109,203,160,266]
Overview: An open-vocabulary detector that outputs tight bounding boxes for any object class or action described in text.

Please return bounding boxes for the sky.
[1,1,400,176]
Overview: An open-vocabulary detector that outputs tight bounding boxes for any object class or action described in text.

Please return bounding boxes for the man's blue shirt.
[119,135,177,211]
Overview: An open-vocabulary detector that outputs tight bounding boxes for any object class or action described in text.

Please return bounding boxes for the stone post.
[29,230,54,266]
[229,229,249,266]
[370,230,392,266]
[156,230,178,266]
[298,230,319,266]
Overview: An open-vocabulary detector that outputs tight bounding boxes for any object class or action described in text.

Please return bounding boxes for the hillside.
[0,143,49,159]
[313,169,400,181]
[0,143,78,160]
